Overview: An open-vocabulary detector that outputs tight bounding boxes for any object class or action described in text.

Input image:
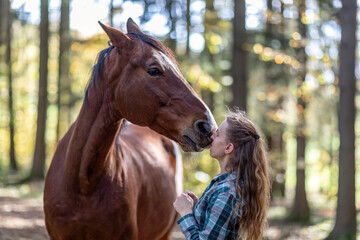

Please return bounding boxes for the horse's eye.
[147,68,162,77]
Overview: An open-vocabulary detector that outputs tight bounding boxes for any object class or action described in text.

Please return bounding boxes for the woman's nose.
[210,134,215,141]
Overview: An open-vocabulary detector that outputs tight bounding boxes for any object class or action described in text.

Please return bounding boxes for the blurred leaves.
[0,0,356,214]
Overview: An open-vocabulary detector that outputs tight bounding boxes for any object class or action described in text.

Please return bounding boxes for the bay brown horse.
[44,18,217,240]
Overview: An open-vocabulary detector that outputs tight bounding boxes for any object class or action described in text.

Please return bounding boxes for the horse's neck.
[65,93,123,195]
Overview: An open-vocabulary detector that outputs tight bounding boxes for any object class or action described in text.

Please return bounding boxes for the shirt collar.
[213,171,236,183]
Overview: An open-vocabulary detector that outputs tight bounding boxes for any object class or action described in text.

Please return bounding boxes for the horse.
[43,18,217,240]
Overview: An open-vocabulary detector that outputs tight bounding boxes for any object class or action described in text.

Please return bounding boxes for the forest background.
[0,0,359,239]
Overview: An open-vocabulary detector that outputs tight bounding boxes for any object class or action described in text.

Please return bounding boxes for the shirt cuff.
[177,213,198,239]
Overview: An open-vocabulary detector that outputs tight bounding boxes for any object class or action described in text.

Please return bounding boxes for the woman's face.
[210,120,229,160]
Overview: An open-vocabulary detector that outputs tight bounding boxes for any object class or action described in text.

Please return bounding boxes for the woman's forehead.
[218,120,229,132]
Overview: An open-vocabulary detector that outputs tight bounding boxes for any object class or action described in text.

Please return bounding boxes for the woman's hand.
[173,191,196,217]
[184,190,199,206]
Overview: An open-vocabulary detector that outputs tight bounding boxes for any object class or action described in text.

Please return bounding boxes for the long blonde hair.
[225,109,270,240]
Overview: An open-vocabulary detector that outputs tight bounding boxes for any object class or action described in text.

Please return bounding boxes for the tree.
[263,0,287,198]
[185,0,191,56]
[164,0,177,52]
[109,0,114,27]
[4,0,18,171]
[56,0,71,142]
[289,0,310,221]
[30,0,49,179]
[328,0,357,238]
[200,0,219,112]
[231,0,247,110]
[0,0,4,47]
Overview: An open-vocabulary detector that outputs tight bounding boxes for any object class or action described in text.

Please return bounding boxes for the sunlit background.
[0,0,360,239]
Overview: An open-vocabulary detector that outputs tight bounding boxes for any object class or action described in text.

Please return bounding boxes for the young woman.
[173,109,270,240]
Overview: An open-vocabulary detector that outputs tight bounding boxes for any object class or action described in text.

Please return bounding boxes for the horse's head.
[98,18,217,152]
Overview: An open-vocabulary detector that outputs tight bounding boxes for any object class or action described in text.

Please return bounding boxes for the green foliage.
[0,3,359,237]
[182,150,219,197]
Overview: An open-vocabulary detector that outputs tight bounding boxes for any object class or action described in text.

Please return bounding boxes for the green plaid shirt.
[177,171,244,240]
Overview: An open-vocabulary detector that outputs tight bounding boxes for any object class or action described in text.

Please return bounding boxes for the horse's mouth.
[181,135,212,152]
[183,135,201,152]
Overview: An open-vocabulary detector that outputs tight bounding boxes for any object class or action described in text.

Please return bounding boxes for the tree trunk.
[0,1,4,170]
[231,0,247,110]
[290,0,310,221]
[31,0,49,179]
[56,0,71,142]
[0,0,4,47]
[5,0,18,171]
[185,0,191,56]
[165,0,177,52]
[265,0,272,40]
[109,0,114,27]
[328,0,357,238]
[200,0,217,112]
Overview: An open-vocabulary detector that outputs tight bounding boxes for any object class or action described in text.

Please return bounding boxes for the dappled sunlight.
[265,197,335,240]
[0,182,47,240]
[0,181,342,240]
[1,0,359,238]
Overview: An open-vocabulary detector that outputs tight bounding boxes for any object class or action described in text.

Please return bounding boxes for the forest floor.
[0,180,358,240]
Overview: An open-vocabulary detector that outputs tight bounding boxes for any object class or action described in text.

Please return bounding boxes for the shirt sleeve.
[177,192,235,240]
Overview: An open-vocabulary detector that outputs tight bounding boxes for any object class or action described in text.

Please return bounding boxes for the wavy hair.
[225,109,270,240]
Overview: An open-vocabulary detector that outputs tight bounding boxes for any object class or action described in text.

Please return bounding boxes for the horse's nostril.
[194,120,212,137]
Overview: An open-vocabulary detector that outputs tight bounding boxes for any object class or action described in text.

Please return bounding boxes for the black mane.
[84,45,114,104]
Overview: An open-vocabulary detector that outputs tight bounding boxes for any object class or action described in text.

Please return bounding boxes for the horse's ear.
[98,21,132,50]
[127,18,142,34]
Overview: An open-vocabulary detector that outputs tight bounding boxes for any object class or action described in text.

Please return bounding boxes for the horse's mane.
[84,31,177,104]
[84,45,114,104]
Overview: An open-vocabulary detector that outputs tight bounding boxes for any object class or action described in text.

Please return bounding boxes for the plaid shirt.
[177,171,244,240]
